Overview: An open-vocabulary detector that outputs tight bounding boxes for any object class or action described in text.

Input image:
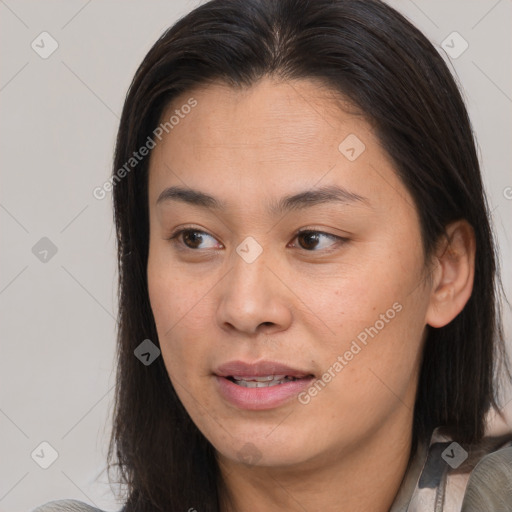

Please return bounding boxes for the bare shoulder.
[31,500,111,512]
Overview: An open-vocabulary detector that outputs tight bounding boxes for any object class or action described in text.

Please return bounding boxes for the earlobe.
[425,220,476,328]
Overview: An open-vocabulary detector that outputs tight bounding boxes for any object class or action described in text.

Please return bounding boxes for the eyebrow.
[156,184,370,214]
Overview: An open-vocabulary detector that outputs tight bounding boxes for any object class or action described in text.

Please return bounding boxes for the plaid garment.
[390,426,512,512]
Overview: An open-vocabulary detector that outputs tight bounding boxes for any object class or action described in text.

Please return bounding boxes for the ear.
[425,220,476,328]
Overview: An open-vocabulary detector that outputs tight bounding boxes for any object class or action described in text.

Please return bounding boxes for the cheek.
[147,244,202,330]
[321,294,426,419]
[303,309,425,450]
[317,262,419,353]
[312,248,428,403]
[147,255,214,374]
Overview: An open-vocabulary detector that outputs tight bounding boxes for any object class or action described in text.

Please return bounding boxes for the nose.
[216,249,293,336]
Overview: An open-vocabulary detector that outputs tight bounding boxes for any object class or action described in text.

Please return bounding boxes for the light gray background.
[1,1,511,511]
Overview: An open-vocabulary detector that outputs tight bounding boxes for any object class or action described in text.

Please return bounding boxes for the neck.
[217,412,414,512]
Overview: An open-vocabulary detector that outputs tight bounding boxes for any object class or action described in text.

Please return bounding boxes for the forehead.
[156,77,369,159]
[147,77,403,214]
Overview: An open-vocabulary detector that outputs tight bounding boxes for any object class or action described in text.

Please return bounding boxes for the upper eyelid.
[290,230,345,249]
[168,226,218,241]
[168,226,342,239]
[168,227,221,245]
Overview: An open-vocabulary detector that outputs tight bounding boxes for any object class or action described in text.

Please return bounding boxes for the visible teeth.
[235,380,286,388]
[230,375,297,387]
[232,375,287,382]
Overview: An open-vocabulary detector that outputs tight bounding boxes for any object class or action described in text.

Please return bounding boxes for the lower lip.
[214,375,315,410]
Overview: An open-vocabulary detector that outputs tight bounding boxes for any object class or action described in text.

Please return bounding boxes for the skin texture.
[146,77,475,512]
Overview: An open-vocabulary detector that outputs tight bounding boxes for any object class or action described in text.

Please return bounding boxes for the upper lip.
[215,360,313,379]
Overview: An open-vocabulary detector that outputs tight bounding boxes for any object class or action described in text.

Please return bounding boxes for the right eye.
[168,228,223,250]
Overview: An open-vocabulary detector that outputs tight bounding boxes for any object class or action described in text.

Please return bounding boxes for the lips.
[215,360,314,379]
[214,360,315,410]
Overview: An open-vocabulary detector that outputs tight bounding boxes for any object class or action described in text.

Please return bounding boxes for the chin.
[208,420,315,467]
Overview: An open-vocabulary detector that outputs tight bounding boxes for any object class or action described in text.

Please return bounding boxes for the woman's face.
[147,77,432,469]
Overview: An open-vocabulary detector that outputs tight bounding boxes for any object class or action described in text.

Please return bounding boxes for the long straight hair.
[108,1,510,510]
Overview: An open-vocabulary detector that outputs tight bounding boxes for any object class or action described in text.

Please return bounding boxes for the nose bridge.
[216,242,292,334]
[229,246,273,313]
[233,245,270,299]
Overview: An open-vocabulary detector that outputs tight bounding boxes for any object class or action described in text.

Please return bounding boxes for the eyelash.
[166,226,348,253]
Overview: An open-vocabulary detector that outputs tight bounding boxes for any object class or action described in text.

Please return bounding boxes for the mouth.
[225,375,311,388]
[214,360,316,410]
[215,359,314,379]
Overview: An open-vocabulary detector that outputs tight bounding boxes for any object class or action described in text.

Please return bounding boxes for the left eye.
[290,230,343,251]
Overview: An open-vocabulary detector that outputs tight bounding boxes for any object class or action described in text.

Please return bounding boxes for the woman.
[34,0,512,510]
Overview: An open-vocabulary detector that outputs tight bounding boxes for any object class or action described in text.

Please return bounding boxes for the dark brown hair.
[108,0,510,510]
